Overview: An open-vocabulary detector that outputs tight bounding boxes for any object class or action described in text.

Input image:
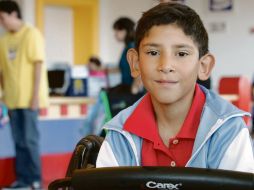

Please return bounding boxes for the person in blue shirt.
[83,18,142,136]
[113,17,135,86]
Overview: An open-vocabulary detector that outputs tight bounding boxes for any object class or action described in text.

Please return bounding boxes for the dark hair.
[113,17,135,46]
[0,0,22,19]
[89,56,101,67]
[135,2,208,57]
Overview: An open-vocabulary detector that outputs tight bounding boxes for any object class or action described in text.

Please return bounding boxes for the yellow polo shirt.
[0,24,49,109]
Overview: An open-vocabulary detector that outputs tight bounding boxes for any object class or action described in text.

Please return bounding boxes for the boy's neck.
[151,89,195,144]
[9,20,24,33]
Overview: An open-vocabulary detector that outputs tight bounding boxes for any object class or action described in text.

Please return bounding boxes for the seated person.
[87,56,105,76]
[87,56,108,97]
[252,78,254,133]
[96,2,254,173]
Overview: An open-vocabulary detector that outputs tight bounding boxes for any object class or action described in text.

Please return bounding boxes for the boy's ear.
[127,48,140,78]
[198,53,215,81]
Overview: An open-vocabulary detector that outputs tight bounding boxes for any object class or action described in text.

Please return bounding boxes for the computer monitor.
[48,70,65,89]
[47,63,71,95]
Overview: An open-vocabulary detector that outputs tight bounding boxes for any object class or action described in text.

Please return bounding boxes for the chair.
[48,135,254,190]
[89,84,145,136]
[48,135,103,189]
[219,76,251,126]
[100,84,145,124]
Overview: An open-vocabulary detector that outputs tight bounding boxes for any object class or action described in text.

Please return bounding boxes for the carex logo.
[146,181,182,190]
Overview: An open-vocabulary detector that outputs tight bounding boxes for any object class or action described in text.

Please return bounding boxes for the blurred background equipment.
[47,63,71,96]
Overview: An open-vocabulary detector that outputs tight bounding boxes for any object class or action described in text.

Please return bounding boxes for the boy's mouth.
[155,79,178,84]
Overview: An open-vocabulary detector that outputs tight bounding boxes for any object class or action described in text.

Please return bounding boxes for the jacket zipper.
[186,113,250,167]
[103,127,140,166]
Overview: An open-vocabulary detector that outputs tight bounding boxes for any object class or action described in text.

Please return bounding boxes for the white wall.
[185,0,254,89]
[99,0,154,64]
[9,0,254,89]
[44,6,74,66]
[99,0,254,89]
[22,0,35,25]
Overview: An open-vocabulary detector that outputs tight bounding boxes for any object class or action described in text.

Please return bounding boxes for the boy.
[0,0,48,189]
[96,2,254,172]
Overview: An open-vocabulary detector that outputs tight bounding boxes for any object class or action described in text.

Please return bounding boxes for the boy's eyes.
[146,50,160,56]
[176,51,189,57]
[145,50,189,57]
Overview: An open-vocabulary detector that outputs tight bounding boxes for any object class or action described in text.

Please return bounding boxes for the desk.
[40,96,96,120]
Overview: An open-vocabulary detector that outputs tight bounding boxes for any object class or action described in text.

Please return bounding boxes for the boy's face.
[114,29,126,42]
[0,11,14,31]
[128,24,214,105]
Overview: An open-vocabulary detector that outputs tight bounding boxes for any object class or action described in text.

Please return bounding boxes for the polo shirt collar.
[123,84,205,141]
[124,93,157,141]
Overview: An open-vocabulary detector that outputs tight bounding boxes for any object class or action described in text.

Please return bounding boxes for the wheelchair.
[48,135,254,190]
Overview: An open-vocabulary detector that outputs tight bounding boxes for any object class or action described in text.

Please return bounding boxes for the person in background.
[96,2,254,173]
[110,17,143,94]
[82,19,143,136]
[113,17,135,86]
[0,0,48,189]
[252,76,254,134]
[87,56,108,97]
[0,103,8,128]
[81,56,107,136]
[87,56,104,76]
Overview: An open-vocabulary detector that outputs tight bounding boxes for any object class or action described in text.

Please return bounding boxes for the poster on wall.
[154,0,186,6]
[158,0,185,4]
[172,0,185,3]
[207,21,227,34]
[209,0,233,12]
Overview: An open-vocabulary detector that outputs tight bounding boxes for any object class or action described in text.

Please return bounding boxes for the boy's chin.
[151,94,182,106]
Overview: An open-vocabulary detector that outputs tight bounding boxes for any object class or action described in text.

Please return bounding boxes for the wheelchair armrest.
[48,177,71,190]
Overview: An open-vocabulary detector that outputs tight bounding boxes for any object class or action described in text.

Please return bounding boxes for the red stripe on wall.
[0,152,72,188]
[80,104,87,115]
[39,108,48,116]
[0,158,15,186]
[60,104,68,116]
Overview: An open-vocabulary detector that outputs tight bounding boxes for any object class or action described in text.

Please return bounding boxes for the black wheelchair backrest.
[72,167,254,190]
[48,135,254,190]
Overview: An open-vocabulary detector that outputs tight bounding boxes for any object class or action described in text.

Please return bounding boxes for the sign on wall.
[157,0,185,4]
[209,0,233,12]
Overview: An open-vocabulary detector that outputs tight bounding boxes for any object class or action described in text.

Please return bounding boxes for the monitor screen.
[48,70,65,89]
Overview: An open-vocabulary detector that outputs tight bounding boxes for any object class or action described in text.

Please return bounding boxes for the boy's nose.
[157,55,175,73]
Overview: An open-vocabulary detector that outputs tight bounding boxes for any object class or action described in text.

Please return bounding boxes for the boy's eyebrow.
[174,44,195,50]
[141,43,161,48]
[141,43,195,50]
